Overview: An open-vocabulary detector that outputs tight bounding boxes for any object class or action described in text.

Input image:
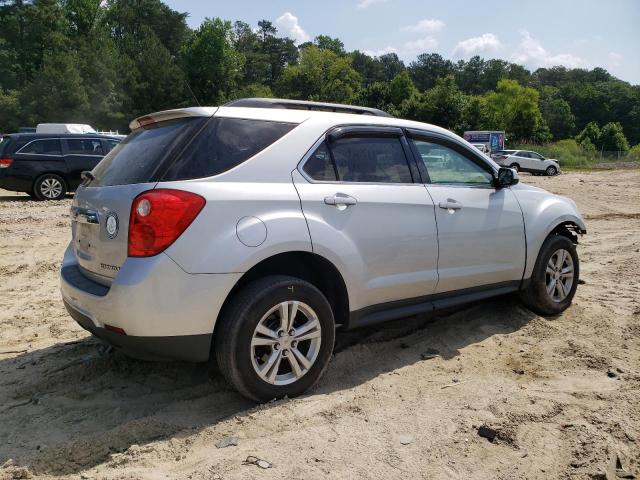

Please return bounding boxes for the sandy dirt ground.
[0,170,638,480]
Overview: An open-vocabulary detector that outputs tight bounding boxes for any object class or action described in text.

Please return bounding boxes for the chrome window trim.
[296,125,419,186]
[15,138,63,156]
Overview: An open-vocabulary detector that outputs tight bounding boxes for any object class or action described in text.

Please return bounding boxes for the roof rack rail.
[223,98,393,118]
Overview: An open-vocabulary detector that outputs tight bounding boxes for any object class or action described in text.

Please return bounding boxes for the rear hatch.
[71,115,210,285]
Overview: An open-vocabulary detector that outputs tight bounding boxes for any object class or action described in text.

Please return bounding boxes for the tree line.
[1,0,638,151]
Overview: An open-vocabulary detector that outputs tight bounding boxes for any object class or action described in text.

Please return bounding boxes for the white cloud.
[357,0,389,9]
[511,30,586,69]
[401,18,445,34]
[453,33,502,58]
[403,36,438,52]
[275,12,310,44]
[364,46,399,57]
[608,51,622,68]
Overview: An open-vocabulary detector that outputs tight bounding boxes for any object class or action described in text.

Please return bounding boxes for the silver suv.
[60,99,586,401]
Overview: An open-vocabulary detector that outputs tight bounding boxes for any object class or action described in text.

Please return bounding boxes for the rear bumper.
[64,299,212,362]
[60,243,242,362]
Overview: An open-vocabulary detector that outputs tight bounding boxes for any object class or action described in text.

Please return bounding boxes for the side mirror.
[495,167,519,188]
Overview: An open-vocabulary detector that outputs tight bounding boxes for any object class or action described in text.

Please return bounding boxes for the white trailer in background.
[464,131,505,153]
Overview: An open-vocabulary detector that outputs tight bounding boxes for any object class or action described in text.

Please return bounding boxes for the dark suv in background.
[0,133,121,200]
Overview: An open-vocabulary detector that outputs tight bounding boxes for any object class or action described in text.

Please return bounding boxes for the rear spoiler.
[129,107,217,131]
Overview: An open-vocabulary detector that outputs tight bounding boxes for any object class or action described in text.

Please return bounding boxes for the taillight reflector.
[0,158,13,168]
[128,189,205,257]
[105,324,127,335]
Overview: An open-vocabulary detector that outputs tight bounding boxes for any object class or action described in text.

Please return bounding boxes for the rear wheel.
[545,166,557,176]
[520,235,579,315]
[34,174,66,200]
[509,163,520,172]
[214,275,335,402]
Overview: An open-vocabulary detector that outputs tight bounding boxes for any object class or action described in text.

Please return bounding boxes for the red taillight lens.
[128,189,205,257]
[0,158,13,168]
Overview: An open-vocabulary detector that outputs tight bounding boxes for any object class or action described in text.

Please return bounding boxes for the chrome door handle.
[438,200,463,210]
[324,193,357,207]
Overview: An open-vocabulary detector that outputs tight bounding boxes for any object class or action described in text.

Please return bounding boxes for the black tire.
[520,235,579,316]
[34,173,66,200]
[510,163,520,172]
[214,275,335,402]
[545,166,557,176]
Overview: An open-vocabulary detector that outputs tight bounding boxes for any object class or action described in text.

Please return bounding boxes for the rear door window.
[18,139,62,155]
[162,117,296,181]
[90,118,205,187]
[66,138,104,156]
[330,136,412,183]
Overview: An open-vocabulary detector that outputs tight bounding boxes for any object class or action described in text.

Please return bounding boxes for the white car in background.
[492,150,560,176]
[471,143,490,155]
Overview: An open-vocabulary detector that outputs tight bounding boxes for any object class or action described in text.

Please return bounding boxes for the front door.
[408,133,526,293]
[293,129,439,311]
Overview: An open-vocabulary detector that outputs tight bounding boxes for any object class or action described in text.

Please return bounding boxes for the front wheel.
[214,275,335,402]
[520,235,579,315]
[545,166,557,176]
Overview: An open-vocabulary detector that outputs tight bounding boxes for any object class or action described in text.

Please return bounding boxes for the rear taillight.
[128,189,205,257]
[0,158,13,168]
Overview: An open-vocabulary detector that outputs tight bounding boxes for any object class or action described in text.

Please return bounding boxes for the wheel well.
[549,222,583,244]
[217,251,350,329]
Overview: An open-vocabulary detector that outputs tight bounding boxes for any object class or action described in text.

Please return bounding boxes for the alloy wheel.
[545,248,574,302]
[40,178,63,199]
[250,301,322,386]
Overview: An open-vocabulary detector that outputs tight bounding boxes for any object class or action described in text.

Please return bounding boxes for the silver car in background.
[492,149,561,176]
[60,98,585,402]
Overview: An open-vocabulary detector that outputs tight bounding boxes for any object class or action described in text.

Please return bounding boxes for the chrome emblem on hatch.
[105,212,119,239]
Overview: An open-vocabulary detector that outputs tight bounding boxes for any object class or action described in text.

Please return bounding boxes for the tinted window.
[529,152,543,160]
[303,142,337,181]
[104,139,120,153]
[412,140,493,185]
[330,136,412,183]
[0,136,11,156]
[90,118,203,187]
[67,138,104,155]
[163,118,296,181]
[516,151,530,158]
[18,139,62,155]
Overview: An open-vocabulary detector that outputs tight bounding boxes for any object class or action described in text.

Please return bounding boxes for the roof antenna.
[171,55,201,106]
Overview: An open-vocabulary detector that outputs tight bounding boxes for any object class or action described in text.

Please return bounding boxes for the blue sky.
[164,0,640,84]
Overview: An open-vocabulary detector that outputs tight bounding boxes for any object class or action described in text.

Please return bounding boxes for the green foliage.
[0,0,638,141]
[389,71,416,106]
[628,144,640,162]
[599,122,629,152]
[276,45,361,104]
[180,18,242,105]
[485,79,551,143]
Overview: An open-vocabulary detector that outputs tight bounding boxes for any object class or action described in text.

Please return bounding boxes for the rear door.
[293,127,439,309]
[62,138,105,189]
[12,138,65,179]
[408,131,526,293]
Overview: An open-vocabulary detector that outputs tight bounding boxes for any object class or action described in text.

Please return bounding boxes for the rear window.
[0,136,11,156]
[162,117,296,181]
[90,118,204,187]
